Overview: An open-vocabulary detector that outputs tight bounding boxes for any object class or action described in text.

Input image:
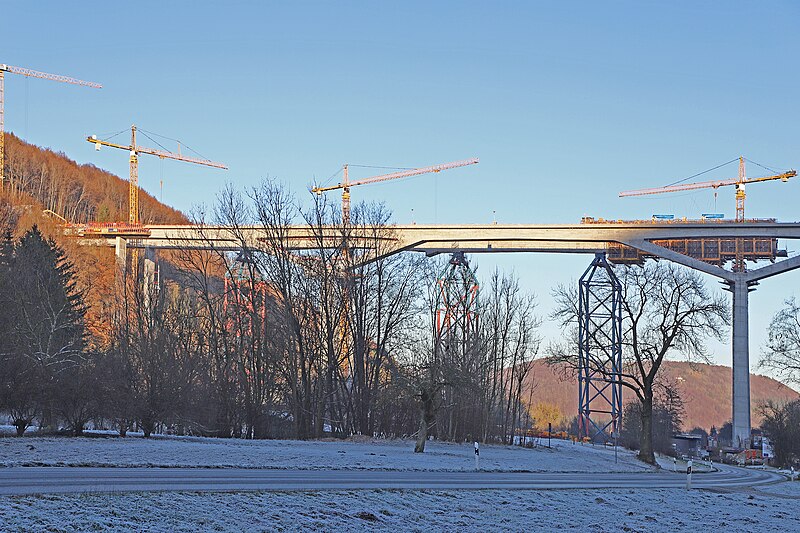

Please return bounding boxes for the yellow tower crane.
[0,63,101,189]
[311,158,479,225]
[619,157,796,222]
[87,125,227,225]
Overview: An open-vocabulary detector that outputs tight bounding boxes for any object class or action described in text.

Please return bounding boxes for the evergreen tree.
[11,226,86,368]
[2,226,87,433]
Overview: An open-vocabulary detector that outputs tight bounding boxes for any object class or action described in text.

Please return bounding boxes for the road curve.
[0,463,784,496]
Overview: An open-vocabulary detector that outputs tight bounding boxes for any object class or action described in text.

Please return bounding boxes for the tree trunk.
[639,395,656,464]
[415,387,435,453]
[141,417,155,438]
[14,419,28,437]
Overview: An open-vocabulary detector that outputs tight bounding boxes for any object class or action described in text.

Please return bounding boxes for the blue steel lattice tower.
[578,253,623,443]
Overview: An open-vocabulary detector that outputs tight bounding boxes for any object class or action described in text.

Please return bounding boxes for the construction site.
[1,4,799,531]
[2,55,798,451]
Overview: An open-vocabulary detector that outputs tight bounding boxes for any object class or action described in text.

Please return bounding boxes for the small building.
[708,426,719,449]
[671,433,707,458]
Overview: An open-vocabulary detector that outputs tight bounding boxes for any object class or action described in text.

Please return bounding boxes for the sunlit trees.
[530,402,564,432]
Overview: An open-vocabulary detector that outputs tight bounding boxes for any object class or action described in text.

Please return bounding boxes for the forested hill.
[524,360,800,432]
[1,133,188,226]
[0,134,190,350]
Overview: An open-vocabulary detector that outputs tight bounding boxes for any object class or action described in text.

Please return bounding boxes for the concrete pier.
[730,278,752,448]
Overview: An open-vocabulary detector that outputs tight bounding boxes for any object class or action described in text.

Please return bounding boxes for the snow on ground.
[0,484,797,532]
[1,434,795,531]
[0,435,654,473]
[755,478,800,497]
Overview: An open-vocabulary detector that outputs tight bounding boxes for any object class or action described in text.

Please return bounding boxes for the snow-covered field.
[0,434,653,473]
[1,483,798,532]
[1,434,795,531]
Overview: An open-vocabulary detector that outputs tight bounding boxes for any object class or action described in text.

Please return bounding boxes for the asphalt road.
[0,462,785,495]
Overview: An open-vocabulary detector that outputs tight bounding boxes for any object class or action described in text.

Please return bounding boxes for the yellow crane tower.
[311,158,479,225]
[620,157,796,222]
[0,63,101,189]
[88,125,227,225]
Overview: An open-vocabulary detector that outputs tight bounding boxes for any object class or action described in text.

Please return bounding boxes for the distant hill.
[524,359,799,432]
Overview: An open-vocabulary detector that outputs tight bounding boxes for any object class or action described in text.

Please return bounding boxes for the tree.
[551,261,728,464]
[619,382,685,455]
[0,226,86,433]
[530,402,564,432]
[718,421,733,448]
[56,352,101,436]
[760,399,800,467]
[11,226,86,370]
[762,297,800,386]
[343,202,423,437]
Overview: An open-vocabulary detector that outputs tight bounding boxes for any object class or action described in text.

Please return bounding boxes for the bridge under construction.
[90,218,800,449]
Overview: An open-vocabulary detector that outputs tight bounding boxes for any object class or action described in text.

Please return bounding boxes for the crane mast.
[312,158,479,225]
[130,126,139,225]
[0,64,101,190]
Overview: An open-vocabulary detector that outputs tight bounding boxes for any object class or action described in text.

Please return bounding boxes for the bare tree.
[762,297,800,386]
[551,261,728,464]
[344,202,423,437]
[249,179,323,439]
[482,270,540,443]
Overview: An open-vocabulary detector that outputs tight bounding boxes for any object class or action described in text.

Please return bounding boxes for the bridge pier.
[727,277,754,448]
[626,239,800,450]
[115,236,127,268]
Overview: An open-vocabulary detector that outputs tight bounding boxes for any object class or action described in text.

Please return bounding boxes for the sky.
[3,1,800,385]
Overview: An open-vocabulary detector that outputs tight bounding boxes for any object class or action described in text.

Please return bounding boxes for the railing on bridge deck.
[66,222,152,239]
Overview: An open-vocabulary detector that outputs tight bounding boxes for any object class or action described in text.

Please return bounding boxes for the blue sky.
[3,2,800,382]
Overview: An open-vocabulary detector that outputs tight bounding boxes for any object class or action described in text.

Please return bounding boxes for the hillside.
[524,360,800,432]
[0,134,191,348]
[1,133,188,228]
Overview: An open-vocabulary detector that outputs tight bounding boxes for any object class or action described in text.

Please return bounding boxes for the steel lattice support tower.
[578,253,623,443]
[434,251,481,441]
[435,252,480,354]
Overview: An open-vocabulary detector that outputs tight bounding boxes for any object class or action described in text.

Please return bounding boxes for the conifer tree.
[1,226,87,432]
[11,225,86,369]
